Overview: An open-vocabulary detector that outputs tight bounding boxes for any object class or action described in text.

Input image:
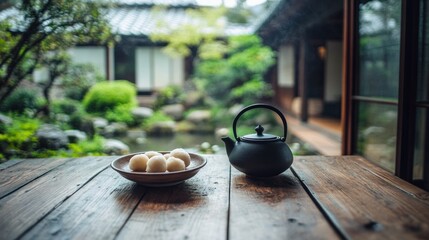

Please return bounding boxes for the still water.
[120,130,317,155]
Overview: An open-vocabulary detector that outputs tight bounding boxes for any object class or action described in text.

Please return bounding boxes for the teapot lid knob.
[255,125,264,136]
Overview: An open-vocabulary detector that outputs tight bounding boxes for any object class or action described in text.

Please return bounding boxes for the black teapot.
[221,103,293,177]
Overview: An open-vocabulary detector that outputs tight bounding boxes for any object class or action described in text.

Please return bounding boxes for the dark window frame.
[342,0,428,188]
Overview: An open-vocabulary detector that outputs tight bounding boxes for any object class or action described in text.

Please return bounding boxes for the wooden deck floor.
[286,115,342,156]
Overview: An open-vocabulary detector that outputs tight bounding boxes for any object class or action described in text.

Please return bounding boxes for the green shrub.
[194,35,275,106]
[153,85,184,110]
[83,80,137,113]
[106,103,135,126]
[62,63,104,101]
[0,116,40,159]
[69,112,95,137]
[51,99,83,115]
[0,88,44,114]
[68,135,105,157]
[142,111,173,131]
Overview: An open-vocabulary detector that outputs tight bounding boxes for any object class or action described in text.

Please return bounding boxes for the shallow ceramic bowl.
[111,151,207,187]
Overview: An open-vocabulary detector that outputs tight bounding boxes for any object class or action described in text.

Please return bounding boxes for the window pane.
[356,102,397,172]
[357,0,402,99]
[114,45,136,84]
[413,108,429,187]
[417,0,429,101]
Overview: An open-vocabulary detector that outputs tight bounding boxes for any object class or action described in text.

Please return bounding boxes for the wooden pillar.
[341,0,356,155]
[106,44,115,81]
[299,40,308,122]
[395,0,420,181]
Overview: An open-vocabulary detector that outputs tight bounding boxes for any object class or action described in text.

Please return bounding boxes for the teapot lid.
[240,125,282,142]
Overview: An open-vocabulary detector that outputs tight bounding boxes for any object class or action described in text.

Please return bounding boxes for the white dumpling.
[166,157,186,172]
[129,154,149,171]
[145,151,162,159]
[146,155,167,172]
[164,153,171,159]
[170,148,191,167]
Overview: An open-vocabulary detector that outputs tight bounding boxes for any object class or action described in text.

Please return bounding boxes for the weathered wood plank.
[351,156,429,203]
[229,167,339,240]
[0,159,24,170]
[116,155,230,240]
[0,156,114,240]
[0,158,69,199]
[292,156,429,240]
[21,167,145,240]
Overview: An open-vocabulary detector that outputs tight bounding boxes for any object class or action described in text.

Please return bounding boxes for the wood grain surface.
[0,156,114,240]
[116,155,230,240]
[21,167,145,240]
[0,158,69,199]
[292,155,429,240]
[229,167,339,240]
[1,155,428,240]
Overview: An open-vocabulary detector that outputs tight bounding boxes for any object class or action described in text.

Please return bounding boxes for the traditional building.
[258,0,429,191]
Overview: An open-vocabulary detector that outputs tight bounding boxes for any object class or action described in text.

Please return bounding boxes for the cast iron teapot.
[221,103,293,177]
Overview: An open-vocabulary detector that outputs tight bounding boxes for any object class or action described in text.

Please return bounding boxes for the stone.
[161,104,185,121]
[55,113,70,124]
[215,128,229,138]
[102,122,128,137]
[147,121,176,136]
[131,107,153,119]
[0,114,12,126]
[92,117,108,129]
[103,139,130,155]
[228,104,244,116]
[186,110,211,124]
[65,130,87,143]
[36,124,69,150]
[127,129,145,139]
[184,91,204,108]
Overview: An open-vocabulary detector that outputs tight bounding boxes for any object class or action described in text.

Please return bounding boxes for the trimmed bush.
[83,80,137,113]
[106,103,135,126]
[0,88,44,114]
[52,99,83,115]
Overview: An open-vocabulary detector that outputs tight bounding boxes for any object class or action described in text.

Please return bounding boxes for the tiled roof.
[107,7,252,36]
[0,2,254,37]
[112,0,197,6]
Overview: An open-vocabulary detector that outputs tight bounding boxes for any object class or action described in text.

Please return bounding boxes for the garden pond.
[118,130,318,155]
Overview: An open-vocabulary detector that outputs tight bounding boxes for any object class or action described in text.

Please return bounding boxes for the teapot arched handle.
[232,103,288,142]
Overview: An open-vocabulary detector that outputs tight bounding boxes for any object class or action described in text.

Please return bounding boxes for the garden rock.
[131,107,153,120]
[184,91,204,108]
[186,110,211,124]
[228,104,244,116]
[36,124,69,150]
[103,139,130,155]
[147,121,176,136]
[92,117,108,130]
[102,122,128,137]
[161,104,184,121]
[65,130,87,143]
[0,114,12,126]
[215,128,229,138]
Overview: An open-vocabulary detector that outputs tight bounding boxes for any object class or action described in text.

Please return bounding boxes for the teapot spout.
[221,136,235,156]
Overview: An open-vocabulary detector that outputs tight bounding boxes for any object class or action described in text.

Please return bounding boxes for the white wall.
[135,47,184,91]
[278,45,295,87]
[136,47,152,91]
[153,48,170,89]
[68,46,106,78]
[324,41,343,102]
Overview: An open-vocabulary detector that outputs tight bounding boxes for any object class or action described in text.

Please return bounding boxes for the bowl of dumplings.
[111,148,207,187]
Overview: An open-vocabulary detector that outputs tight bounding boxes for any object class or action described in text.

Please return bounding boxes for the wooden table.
[0,155,428,240]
